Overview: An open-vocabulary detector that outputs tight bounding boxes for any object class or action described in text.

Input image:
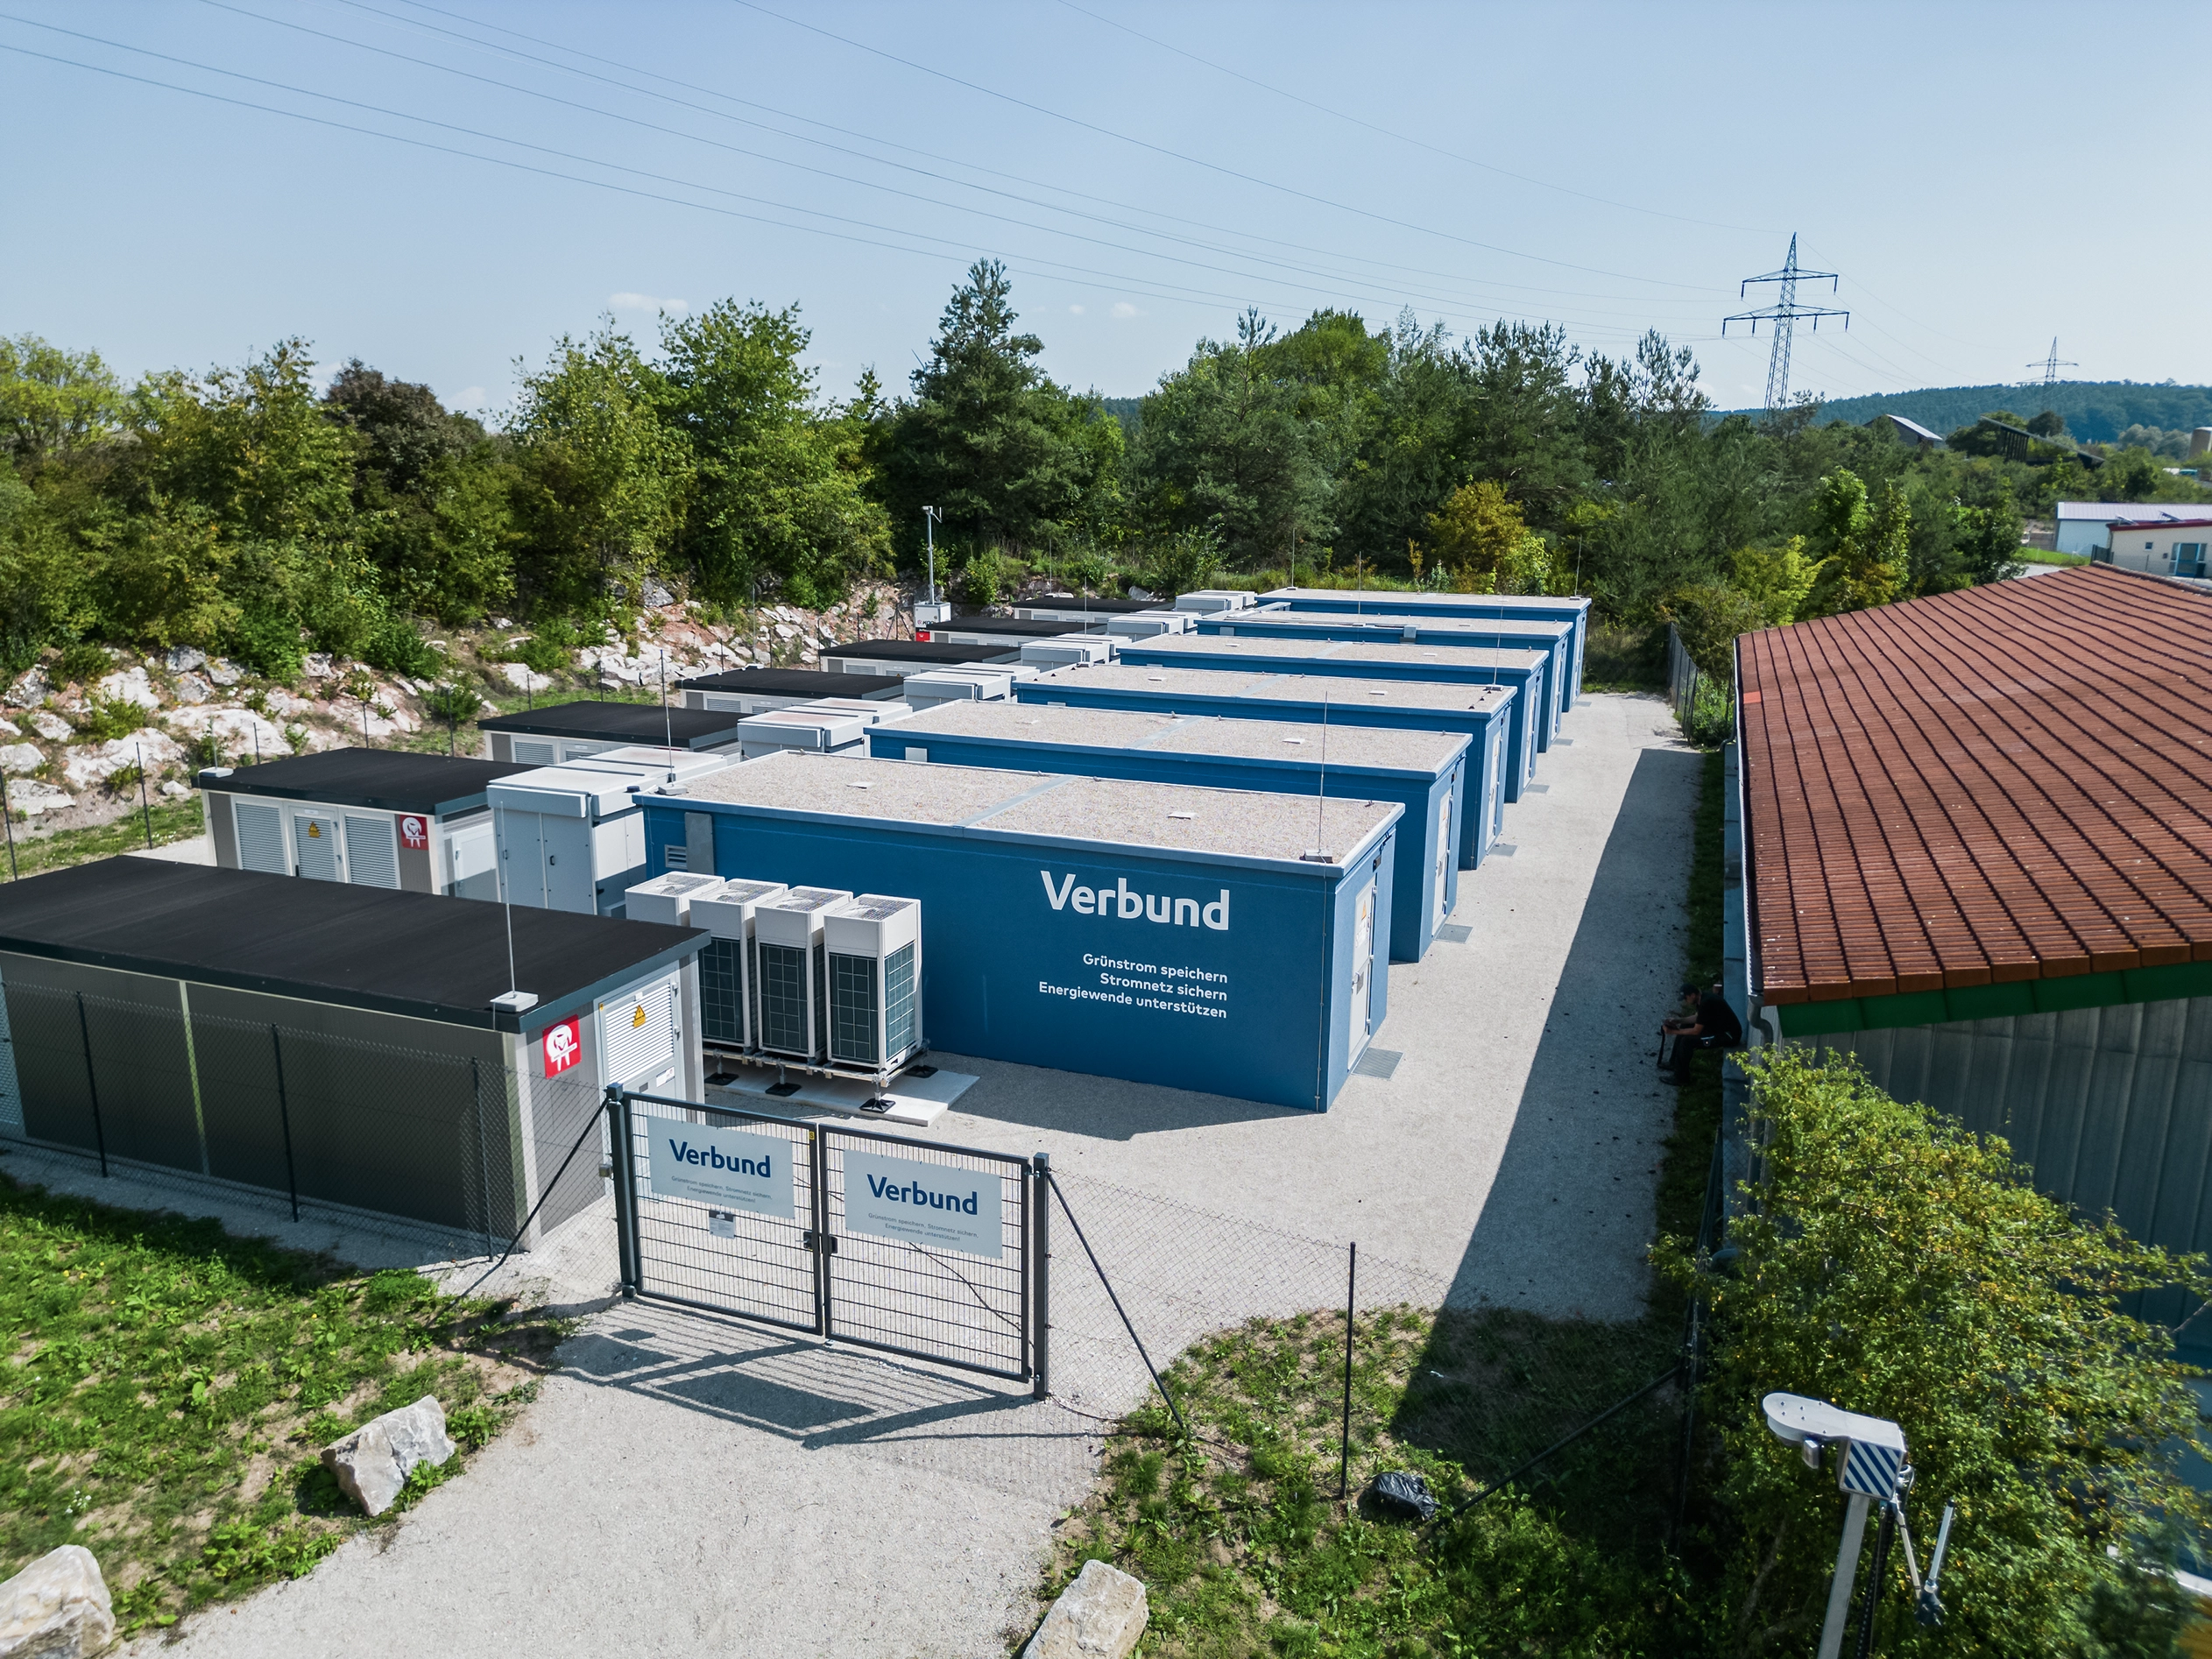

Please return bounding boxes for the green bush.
[54,641,108,686]
[74,694,145,743]
[230,612,303,682]
[358,616,437,679]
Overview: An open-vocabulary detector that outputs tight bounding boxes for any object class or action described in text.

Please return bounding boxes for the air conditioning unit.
[624,872,726,927]
[900,669,1020,713]
[688,878,789,1050]
[1174,589,1255,612]
[750,886,853,1061]
[823,895,924,1070]
[736,709,871,759]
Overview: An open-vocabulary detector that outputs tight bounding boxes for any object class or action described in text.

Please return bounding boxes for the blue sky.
[4,2,2205,419]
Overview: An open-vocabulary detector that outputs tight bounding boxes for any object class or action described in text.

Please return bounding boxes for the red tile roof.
[1739,566,2212,1006]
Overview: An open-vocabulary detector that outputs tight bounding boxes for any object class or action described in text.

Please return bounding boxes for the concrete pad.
[704,1062,974,1127]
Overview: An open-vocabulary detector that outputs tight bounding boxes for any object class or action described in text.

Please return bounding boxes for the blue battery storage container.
[639,753,1400,1112]
[866,702,1466,963]
[1261,589,1593,702]
[1191,612,1572,738]
[1114,632,1551,776]
[1014,665,1522,851]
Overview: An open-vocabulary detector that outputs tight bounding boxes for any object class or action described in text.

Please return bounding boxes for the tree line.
[4,257,2207,683]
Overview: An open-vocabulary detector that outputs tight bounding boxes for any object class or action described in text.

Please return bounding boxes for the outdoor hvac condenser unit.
[1106,611,1194,639]
[822,894,923,1070]
[750,886,853,1061]
[1175,589,1255,613]
[623,872,725,927]
[687,878,788,1050]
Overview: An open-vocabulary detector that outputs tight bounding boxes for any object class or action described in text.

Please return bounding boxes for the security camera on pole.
[1761,1394,1957,1659]
[915,506,951,625]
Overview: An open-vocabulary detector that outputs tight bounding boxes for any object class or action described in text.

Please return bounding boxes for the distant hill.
[1099,396,1143,437]
[1720,382,2212,443]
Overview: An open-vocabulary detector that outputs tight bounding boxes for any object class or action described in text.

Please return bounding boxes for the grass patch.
[2016,547,2089,566]
[1581,622,1666,691]
[0,1172,569,1634]
[4,798,205,877]
[1039,1306,1685,1655]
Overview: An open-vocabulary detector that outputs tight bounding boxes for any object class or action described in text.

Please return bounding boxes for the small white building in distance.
[2055,500,2212,556]
[2098,516,2212,580]
[1864,412,1944,448]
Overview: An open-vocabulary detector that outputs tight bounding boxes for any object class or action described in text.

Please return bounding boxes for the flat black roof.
[1019,597,1153,614]
[477,700,744,746]
[821,639,1021,665]
[198,749,530,815]
[0,859,703,1034]
[675,667,907,699]
[918,617,1084,638]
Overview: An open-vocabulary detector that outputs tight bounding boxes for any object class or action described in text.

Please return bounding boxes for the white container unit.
[489,748,736,915]
[1018,635,1119,669]
[899,669,1023,713]
[689,878,789,1052]
[736,707,872,759]
[750,886,854,1062]
[1106,611,1194,639]
[1175,590,1256,613]
[802,697,915,726]
[823,895,924,1071]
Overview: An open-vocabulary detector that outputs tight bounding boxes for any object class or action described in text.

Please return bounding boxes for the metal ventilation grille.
[602,981,675,1085]
[512,739,558,765]
[755,942,810,1055]
[234,801,286,873]
[293,813,342,881]
[700,938,746,1046]
[882,942,917,1062]
[1353,1048,1403,1080]
[829,954,878,1064]
[343,815,399,889]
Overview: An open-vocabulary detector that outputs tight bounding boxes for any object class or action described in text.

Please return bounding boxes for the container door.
[600,977,676,1090]
[448,819,498,900]
[1432,792,1452,933]
[342,814,399,888]
[1346,879,1377,1064]
[541,815,594,913]
[293,811,343,881]
[235,801,289,874]
[1488,724,1507,839]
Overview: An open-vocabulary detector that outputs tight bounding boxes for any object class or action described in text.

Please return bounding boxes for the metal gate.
[609,1088,1046,1391]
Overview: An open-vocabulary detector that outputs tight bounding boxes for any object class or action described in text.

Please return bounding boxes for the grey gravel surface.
[76,690,1694,1659]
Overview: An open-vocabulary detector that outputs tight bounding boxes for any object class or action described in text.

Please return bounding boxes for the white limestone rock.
[1021,1560,1148,1659]
[205,657,243,687]
[95,667,161,709]
[27,712,70,744]
[498,662,553,694]
[0,1544,113,1658]
[172,672,213,705]
[61,730,184,791]
[7,780,72,815]
[164,646,206,673]
[4,667,49,709]
[321,1395,457,1518]
[0,745,40,774]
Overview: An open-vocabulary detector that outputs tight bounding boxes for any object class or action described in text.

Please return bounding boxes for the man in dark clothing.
[1662,980,1743,1084]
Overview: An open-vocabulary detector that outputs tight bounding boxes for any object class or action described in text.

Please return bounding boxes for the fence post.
[810,1126,832,1338]
[1339,1239,1356,1501]
[607,1086,638,1298]
[74,992,108,1178]
[1031,1151,1050,1401]
[269,1025,299,1221]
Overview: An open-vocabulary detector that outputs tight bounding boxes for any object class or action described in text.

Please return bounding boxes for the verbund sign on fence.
[648,1122,795,1218]
[842,1149,1001,1259]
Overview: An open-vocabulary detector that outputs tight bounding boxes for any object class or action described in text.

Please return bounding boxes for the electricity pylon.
[2027,338,2076,386]
[1724,235,1848,412]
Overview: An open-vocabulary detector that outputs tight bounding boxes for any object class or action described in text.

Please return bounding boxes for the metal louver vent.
[343,815,399,889]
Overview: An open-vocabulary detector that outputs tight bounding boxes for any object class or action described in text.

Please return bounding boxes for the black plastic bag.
[1369,1470,1438,1521]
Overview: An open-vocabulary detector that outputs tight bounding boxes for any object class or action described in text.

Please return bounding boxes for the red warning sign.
[543,1018,583,1077]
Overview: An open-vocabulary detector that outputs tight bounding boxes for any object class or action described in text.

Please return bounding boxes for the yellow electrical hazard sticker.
[632,1005,647,1028]
[307,822,322,837]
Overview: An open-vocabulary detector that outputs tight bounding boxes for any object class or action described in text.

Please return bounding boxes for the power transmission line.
[2026,338,2077,387]
[1723,234,1848,412]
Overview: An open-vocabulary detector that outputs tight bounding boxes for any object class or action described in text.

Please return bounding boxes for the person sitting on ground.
[1660,979,1743,1084]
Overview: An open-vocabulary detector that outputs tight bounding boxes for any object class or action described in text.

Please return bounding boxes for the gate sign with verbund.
[841,1149,1001,1260]
[648,1122,795,1218]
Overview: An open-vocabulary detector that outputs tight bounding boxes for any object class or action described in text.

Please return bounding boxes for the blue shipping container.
[1261,589,1593,702]
[1014,665,1521,844]
[1114,633,1550,775]
[641,753,1401,1111]
[1192,613,1572,739]
[866,702,1466,963]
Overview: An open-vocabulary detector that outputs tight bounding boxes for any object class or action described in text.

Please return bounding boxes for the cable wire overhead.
[1723,235,1848,412]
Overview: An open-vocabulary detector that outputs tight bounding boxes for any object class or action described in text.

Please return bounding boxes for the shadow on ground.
[1445,745,1702,1314]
